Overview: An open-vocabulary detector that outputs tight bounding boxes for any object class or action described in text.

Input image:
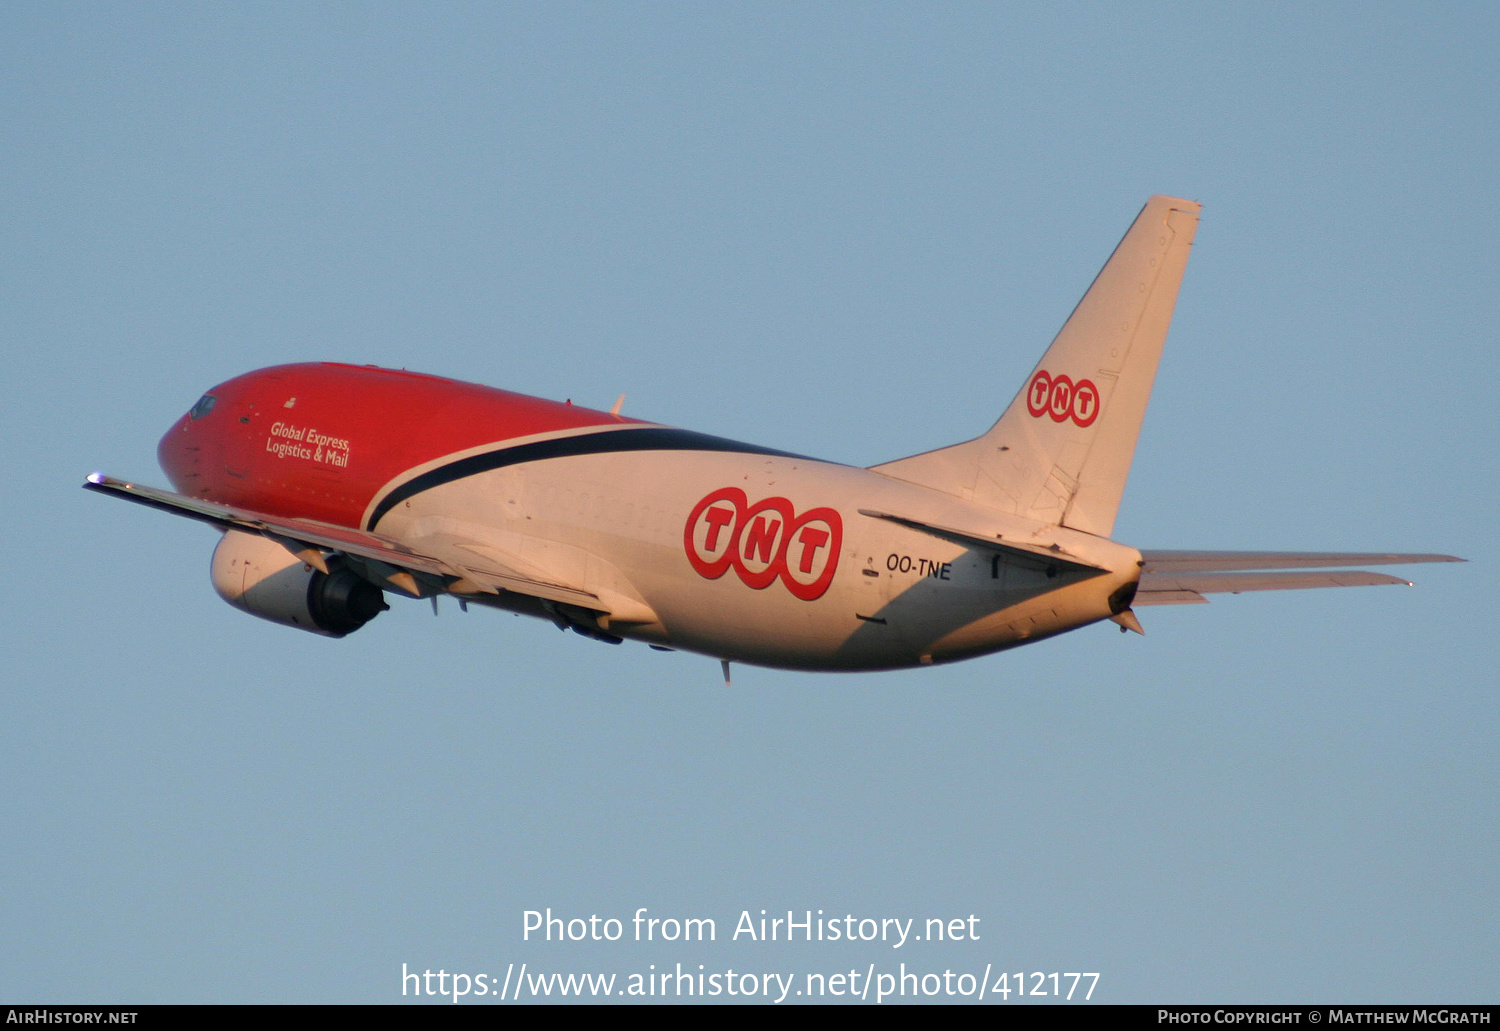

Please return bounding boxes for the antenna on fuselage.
[720,659,732,686]
[610,394,626,416]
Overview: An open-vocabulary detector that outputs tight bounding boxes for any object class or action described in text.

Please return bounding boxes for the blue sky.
[3,2,1494,1004]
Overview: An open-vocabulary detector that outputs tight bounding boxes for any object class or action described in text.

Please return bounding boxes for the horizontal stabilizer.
[858,509,1106,576]
[1134,589,1209,606]
[1141,550,1463,573]
[1135,569,1416,606]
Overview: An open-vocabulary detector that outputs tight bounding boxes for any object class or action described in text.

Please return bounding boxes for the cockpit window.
[188,394,217,420]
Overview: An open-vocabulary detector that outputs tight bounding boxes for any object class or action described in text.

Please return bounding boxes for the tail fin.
[871,195,1200,538]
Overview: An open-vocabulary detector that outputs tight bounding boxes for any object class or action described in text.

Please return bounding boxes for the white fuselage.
[374,441,1143,671]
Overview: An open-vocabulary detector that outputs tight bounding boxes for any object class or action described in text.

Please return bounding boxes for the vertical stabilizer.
[871,195,1200,538]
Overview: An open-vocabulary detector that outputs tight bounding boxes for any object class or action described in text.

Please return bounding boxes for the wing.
[84,473,616,616]
[1135,549,1463,606]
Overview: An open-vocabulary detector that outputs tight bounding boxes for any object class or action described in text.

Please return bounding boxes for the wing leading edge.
[84,473,614,615]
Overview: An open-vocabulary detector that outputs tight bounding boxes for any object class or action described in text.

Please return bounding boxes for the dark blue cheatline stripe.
[367,426,814,529]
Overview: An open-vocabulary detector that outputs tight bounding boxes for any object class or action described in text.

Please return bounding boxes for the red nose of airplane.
[157,390,217,495]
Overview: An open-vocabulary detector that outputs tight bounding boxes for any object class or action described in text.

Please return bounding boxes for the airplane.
[86,196,1460,677]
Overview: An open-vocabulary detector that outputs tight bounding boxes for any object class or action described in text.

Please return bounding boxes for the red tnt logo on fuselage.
[684,488,842,601]
[1025,369,1100,428]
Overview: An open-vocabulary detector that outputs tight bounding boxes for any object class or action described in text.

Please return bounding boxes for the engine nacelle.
[210,529,387,637]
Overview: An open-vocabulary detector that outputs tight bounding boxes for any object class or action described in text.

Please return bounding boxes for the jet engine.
[210,529,387,637]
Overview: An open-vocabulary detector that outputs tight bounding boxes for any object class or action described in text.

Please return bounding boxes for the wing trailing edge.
[83,473,648,619]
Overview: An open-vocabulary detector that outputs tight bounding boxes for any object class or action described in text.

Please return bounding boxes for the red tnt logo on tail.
[684,488,842,600]
[1025,369,1100,428]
